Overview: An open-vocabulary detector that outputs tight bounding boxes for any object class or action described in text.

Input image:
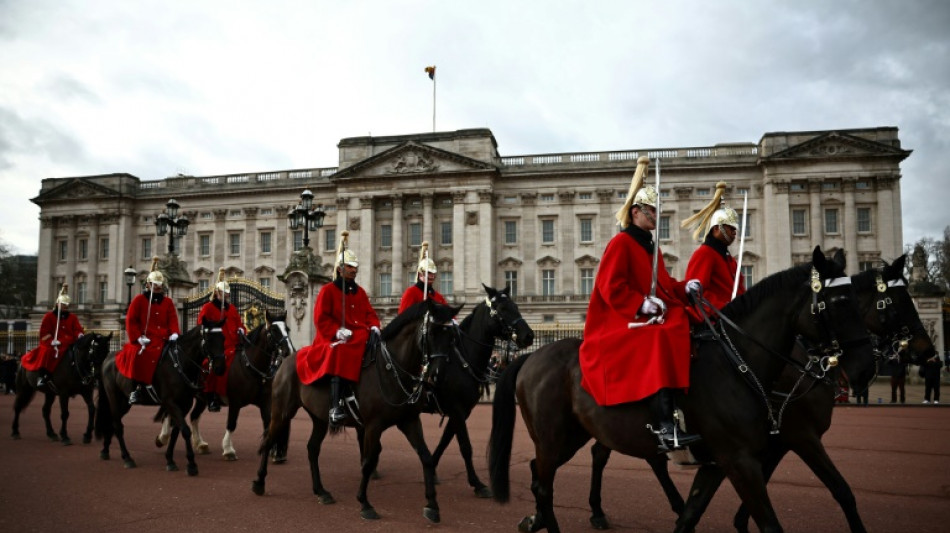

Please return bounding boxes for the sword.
[339,230,349,330]
[649,158,661,299]
[421,241,430,301]
[52,284,63,359]
[731,191,748,300]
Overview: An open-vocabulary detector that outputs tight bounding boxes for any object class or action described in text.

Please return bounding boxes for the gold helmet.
[417,241,437,274]
[55,283,70,306]
[214,267,230,294]
[615,156,652,229]
[146,256,165,286]
[680,182,736,242]
[335,231,358,268]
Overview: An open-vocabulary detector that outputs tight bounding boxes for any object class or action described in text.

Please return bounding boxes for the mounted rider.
[197,267,245,412]
[398,241,447,313]
[579,156,701,450]
[116,257,181,404]
[296,231,381,426]
[682,181,746,311]
[22,283,85,390]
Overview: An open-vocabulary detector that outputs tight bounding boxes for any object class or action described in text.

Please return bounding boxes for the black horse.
[154,310,294,462]
[426,284,534,497]
[11,332,113,445]
[253,300,463,524]
[488,247,874,533]
[95,318,225,475]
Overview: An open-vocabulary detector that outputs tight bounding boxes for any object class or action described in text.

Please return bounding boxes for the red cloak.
[21,311,84,373]
[198,299,245,396]
[685,241,746,311]
[115,293,181,384]
[398,283,447,314]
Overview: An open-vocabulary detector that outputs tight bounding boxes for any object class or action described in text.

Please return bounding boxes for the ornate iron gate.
[181,278,286,331]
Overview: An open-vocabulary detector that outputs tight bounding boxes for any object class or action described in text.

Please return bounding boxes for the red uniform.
[21,310,84,373]
[297,279,381,385]
[579,226,692,406]
[197,298,245,397]
[398,282,447,314]
[685,234,745,311]
[115,292,181,384]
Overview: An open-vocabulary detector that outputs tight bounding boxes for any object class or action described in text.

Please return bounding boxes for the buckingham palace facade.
[30,126,910,344]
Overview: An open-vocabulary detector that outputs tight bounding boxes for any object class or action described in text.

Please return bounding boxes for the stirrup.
[129,388,142,405]
[343,395,362,426]
[329,406,347,426]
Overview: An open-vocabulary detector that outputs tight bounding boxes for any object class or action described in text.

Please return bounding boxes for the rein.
[237,323,290,384]
[69,336,100,386]
[166,326,223,392]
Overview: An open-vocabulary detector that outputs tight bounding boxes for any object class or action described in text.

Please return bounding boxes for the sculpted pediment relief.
[331,141,496,181]
[768,131,910,160]
[35,178,119,202]
[498,256,523,268]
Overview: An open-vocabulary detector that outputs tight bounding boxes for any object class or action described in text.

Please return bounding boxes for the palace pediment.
[331,141,497,182]
[32,178,120,203]
[766,131,912,161]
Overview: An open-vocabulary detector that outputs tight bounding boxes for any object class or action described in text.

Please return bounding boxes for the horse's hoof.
[474,486,492,499]
[166,462,179,472]
[47,433,59,442]
[123,459,136,469]
[61,437,73,446]
[251,480,265,496]
[11,433,21,440]
[590,515,610,530]
[316,492,335,505]
[270,454,287,464]
[423,506,441,523]
[518,515,538,533]
[433,473,440,484]
[360,507,380,520]
[371,469,381,480]
[99,451,109,460]
[82,435,92,445]
[186,464,198,477]
[223,452,237,461]
[197,444,210,455]
[154,437,164,448]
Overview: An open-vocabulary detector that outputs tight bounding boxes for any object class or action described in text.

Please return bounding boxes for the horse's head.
[264,309,294,370]
[72,332,113,383]
[855,255,936,366]
[482,284,535,350]
[199,316,228,376]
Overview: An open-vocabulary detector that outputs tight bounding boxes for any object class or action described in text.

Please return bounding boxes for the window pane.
[198,279,210,292]
[99,281,108,303]
[542,269,555,296]
[293,230,303,252]
[580,219,593,242]
[792,210,806,235]
[580,268,594,296]
[857,207,871,232]
[142,238,151,259]
[440,222,452,245]
[260,277,271,289]
[380,224,392,247]
[659,216,670,240]
[325,229,336,252]
[741,265,754,287]
[100,237,110,259]
[59,241,67,261]
[439,271,453,294]
[77,282,87,304]
[741,213,752,238]
[260,232,272,254]
[79,239,88,260]
[200,235,210,256]
[409,223,422,246]
[504,221,517,244]
[824,209,839,234]
[541,220,555,243]
[505,271,518,298]
[378,273,392,297]
[229,233,241,255]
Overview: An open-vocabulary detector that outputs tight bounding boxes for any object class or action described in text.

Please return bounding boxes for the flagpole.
[432,71,437,132]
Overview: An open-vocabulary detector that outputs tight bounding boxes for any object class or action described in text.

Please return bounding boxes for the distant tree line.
[0,237,37,320]
[906,225,950,291]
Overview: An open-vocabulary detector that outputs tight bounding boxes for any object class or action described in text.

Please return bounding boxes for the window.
[504,221,518,244]
[790,182,806,191]
[541,194,555,202]
[260,208,274,215]
[857,207,872,233]
[293,231,303,252]
[824,209,839,234]
[659,216,671,240]
[260,231,272,254]
[792,209,807,236]
[504,271,518,298]
[697,189,710,197]
[741,265,754,287]
[439,271,453,294]
[740,213,752,238]
[229,209,242,217]
[579,192,592,200]
[855,181,870,190]
[78,239,88,260]
[822,182,838,190]
[660,189,670,198]
[542,269,555,296]
[541,220,555,244]
[409,223,422,246]
[198,279,210,292]
[99,281,108,303]
[229,233,241,255]
[141,238,151,260]
[380,224,392,248]
[201,212,213,220]
[378,273,392,297]
[199,234,211,256]
[100,237,109,259]
[59,240,68,261]
[859,261,876,272]
[325,229,336,252]
[77,281,87,304]
[409,271,418,287]
[580,268,594,296]
[543,315,555,323]
[440,222,452,245]
[580,218,593,243]
[260,277,271,289]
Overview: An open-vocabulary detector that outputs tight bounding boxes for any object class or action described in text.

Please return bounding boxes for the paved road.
[1,391,948,532]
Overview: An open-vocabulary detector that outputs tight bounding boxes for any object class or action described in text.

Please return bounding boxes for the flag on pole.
[424,65,436,80]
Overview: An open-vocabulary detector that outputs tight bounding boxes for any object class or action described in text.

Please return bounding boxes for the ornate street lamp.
[155,198,190,254]
[123,266,137,312]
[287,189,326,248]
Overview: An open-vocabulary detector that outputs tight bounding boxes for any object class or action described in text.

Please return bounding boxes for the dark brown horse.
[252,300,463,523]
[488,247,874,533]
[11,332,113,445]
[95,318,225,475]
[428,284,534,497]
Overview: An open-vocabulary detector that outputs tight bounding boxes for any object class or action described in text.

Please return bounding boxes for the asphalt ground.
[1,384,948,532]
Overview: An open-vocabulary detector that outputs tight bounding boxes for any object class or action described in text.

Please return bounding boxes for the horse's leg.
[451,417,491,498]
[81,389,95,444]
[305,414,334,504]
[431,419,456,471]
[675,464,725,533]
[356,424,386,520]
[57,393,73,445]
[180,411,198,477]
[41,392,58,441]
[647,454,685,516]
[156,415,171,448]
[222,403,240,461]
[11,379,36,439]
[113,405,136,468]
[588,442,611,529]
[190,403,210,455]
[396,416,440,523]
[166,423,181,471]
[733,445,791,533]
[793,440,866,533]
[695,458,782,533]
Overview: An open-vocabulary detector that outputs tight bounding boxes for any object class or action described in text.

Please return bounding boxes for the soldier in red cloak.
[116,258,181,404]
[398,241,447,314]
[296,234,381,425]
[682,182,746,311]
[579,156,701,450]
[197,268,245,412]
[21,284,85,390]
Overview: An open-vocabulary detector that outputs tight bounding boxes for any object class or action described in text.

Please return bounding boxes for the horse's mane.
[382,301,457,341]
[851,268,876,292]
[246,323,265,344]
[720,263,812,320]
[458,304,481,330]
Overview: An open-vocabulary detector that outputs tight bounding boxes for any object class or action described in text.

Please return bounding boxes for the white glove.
[169,333,179,342]
[138,336,151,346]
[51,340,61,347]
[686,279,702,295]
[639,296,666,316]
[370,326,381,335]
[78,333,84,338]
[237,328,246,336]
[335,328,352,342]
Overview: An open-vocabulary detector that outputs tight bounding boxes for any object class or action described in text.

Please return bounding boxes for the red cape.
[198,300,245,396]
[115,293,181,384]
[20,311,84,373]
[398,284,447,314]
[685,242,746,311]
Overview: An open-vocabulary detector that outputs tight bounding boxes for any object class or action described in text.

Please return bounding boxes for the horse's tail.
[94,371,113,441]
[153,406,167,423]
[13,367,36,410]
[488,350,532,503]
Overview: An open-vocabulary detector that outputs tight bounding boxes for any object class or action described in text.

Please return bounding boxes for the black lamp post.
[155,198,190,254]
[123,266,137,311]
[287,189,326,248]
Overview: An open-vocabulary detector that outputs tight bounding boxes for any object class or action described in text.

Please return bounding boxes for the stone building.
[29,126,911,346]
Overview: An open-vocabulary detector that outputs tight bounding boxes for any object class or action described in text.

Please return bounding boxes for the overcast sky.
[1,0,948,256]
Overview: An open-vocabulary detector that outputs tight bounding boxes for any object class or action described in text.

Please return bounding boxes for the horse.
[488,247,874,533]
[425,284,534,498]
[585,254,938,531]
[252,299,463,523]
[154,309,294,462]
[11,332,113,445]
[95,317,226,476]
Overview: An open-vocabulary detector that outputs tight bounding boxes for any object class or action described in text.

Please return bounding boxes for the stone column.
[843,178,857,274]
[422,193,434,245]
[452,191,467,296]
[359,196,375,293]
[521,193,537,294]
[37,216,55,307]
[764,179,792,273]
[392,194,405,294]
[877,175,901,259]
[87,215,100,303]
[244,207,258,276]
[477,190,494,295]
[808,178,823,256]
[64,215,77,295]
[559,190,576,293]
[213,209,227,267]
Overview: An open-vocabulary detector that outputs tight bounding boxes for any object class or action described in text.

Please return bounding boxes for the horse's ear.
[452,303,464,316]
[890,255,907,278]
[500,285,511,297]
[812,246,825,269]
[483,283,498,298]
[833,248,847,271]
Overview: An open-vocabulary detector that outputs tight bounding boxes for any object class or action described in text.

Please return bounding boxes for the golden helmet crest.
[337,249,359,268]
[55,283,70,305]
[146,256,164,286]
[214,267,230,294]
[615,156,652,229]
[710,206,739,229]
[633,186,658,209]
[417,241,436,274]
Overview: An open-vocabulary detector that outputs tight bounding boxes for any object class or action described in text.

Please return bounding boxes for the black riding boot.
[129,382,144,405]
[36,371,51,388]
[329,376,346,426]
[649,388,701,450]
[207,392,221,412]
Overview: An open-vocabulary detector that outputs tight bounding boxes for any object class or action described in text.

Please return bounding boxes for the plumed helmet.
[615,156,652,229]
[633,186,658,209]
[335,231,358,267]
[146,256,164,286]
[55,283,70,306]
[214,267,230,295]
[710,206,739,229]
[681,182,735,242]
[417,241,437,274]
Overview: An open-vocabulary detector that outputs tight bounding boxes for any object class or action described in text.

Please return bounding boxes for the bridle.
[374,311,455,407]
[238,319,294,383]
[167,324,225,391]
[70,334,101,386]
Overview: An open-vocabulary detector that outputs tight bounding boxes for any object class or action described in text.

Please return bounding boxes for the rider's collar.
[332,276,358,294]
[623,224,654,254]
